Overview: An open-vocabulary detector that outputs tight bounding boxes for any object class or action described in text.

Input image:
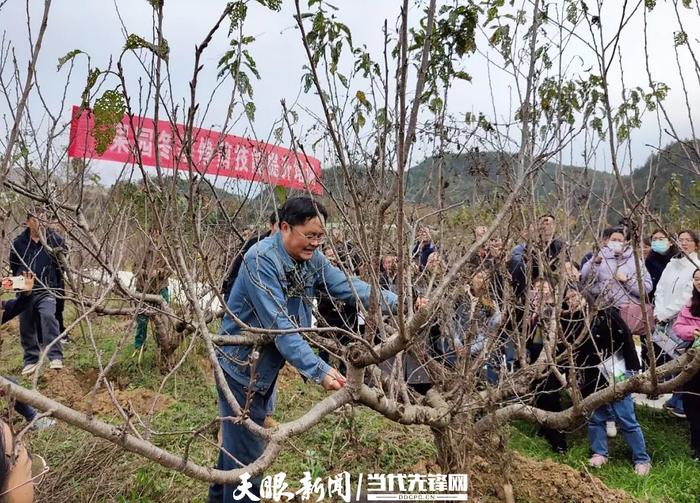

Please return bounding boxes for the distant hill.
[629,140,700,213]
[404,151,613,205]
[319,140,700,216]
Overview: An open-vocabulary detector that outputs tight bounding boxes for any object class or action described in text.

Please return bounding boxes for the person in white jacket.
[654,230,700,322]
[653,229,699,418]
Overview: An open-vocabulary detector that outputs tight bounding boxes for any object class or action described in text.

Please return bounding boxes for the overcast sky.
[1,0,699,188]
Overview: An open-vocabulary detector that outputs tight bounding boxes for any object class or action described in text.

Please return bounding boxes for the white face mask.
[607,241,624,253]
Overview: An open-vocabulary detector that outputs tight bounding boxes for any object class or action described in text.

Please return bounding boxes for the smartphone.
[9,276,25,290]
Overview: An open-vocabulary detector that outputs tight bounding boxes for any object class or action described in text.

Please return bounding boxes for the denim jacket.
[218,232,399,394]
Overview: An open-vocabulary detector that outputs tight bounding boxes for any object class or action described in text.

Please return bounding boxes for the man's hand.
[20,272,34,292]
[594,254,603,264]
[0,272,34,291]
[321,367,346,391]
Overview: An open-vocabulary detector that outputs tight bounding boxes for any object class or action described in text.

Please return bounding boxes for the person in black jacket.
[508,215,568,300]
[524,280,646,459]
[411,226,437,272]
[221,210,278,302]
[9,212,66,373]
[562,289,652,476]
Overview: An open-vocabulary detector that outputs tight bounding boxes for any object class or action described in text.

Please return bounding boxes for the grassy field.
[1,311,698,502]
[511,408,700,503]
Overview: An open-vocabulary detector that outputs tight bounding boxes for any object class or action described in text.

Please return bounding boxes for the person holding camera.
[1,272,55,430]
[9,212,66,374]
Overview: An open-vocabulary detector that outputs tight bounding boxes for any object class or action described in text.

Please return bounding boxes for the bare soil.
[470,451,637,502]
[41,368,173,417]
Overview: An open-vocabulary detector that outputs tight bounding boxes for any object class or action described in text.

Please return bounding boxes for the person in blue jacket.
[209,197,398,502]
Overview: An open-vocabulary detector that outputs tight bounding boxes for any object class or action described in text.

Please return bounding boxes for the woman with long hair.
[672,268,700,461]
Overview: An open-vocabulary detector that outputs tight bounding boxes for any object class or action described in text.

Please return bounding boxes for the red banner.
[67,105,322,194]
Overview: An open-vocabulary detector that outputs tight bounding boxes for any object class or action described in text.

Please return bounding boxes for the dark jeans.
[684,370,700,458]
[208,372,274,503]
[19,294,62,365]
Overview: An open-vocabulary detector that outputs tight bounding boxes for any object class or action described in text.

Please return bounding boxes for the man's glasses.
[291,226,326,244]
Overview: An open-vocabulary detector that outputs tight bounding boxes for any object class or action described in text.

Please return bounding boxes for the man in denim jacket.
[209,197,398,502]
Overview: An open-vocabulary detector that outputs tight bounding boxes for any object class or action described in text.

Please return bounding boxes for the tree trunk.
[431,415,514,502]
[151,312,181,372]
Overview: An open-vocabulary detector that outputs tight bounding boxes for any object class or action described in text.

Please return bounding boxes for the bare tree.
[0,0,699,500]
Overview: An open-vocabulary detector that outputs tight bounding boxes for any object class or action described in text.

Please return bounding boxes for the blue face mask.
[651,239,670,254]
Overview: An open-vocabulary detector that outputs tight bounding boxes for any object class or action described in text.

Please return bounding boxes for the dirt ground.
[41,368,173,417]
[469,451,637,502]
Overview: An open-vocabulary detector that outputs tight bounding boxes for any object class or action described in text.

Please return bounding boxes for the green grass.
[268,375,436,483]
[1,308,699,501]
[510,406,700,503]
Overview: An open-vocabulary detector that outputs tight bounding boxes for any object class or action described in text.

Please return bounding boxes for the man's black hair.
[539,213,556,221]
[279,197,328,227]
[268,209,280,226]
[650,228,672,239]
[601,226,625,240]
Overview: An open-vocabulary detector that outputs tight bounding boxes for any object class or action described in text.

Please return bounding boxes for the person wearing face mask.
[581,227,616,269]
[652,229,700,418]
[640,229,677,374]
[654,230,700,323]
[581,227,653,316]
[645,229,677,302]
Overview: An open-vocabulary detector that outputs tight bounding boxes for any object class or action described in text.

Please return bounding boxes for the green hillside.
[319,140,700,216]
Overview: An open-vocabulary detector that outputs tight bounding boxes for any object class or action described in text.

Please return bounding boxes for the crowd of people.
[1,200,700,501]
[208,198,699,501]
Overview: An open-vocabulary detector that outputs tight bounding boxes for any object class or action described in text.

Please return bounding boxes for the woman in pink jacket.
[672,268,700,461]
